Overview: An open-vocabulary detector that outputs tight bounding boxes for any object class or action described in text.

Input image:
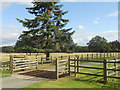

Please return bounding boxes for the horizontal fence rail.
[68,57,120,84]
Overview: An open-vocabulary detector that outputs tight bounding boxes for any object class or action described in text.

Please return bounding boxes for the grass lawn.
[24,64,120,88]
[24,76,102,88]
[24,75,120,88]
[1,70,11,77]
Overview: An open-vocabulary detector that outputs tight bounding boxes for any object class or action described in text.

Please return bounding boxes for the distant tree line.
[1,36,120,53]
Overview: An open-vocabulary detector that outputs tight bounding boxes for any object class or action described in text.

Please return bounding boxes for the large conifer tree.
[16,1,75,60]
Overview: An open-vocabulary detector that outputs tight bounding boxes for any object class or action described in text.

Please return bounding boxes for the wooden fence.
[10,55,38,74]
[9,55,57,74]
[57,52,120,60]
[68,56,120,84]
[55,58,68,79]
[2,52,120,71]
[3,52,120,81]
[39,56,55,65]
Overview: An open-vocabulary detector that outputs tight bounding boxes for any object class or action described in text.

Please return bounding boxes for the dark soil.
[19,69,68,79]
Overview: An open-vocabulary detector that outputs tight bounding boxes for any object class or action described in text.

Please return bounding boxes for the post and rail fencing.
[68,56,120,84]
[2,52,120,71]
[6,52,120,83]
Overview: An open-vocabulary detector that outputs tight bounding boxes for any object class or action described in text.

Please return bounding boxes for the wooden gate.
[10,55,38,74]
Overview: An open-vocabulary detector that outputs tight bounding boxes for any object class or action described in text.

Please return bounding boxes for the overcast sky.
[0,0,119,46]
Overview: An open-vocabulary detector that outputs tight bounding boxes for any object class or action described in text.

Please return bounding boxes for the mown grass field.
[1,52,119,62]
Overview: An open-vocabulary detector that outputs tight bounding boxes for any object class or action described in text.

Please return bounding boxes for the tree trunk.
[46,52,50,61]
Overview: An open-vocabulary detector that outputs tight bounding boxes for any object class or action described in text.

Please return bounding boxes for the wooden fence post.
[104,53,105,58]
[41,57,43,65]
[92,54,93,59]
[118,53,120,57]
[100,53,102,58]
[116,59,119,76]
[114,59,117,76]
[77,56,79,73]
[110,52,112,57]
[68,56,70,76]
[115,53,117,57]
[51,56,53,64]
[56,58,59,79]
[96,54,98,59]
[87,54,88,60]
[36,55,38,69]
[10,55,13,74]
[81,55,83,60]
[103,59,107,84]
[61,56,63,60]
[107,53,108,58]
[74,58,76,77]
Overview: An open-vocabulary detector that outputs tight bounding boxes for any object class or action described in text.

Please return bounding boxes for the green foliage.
[1,46,15,53]
[109,40,120,51]
[1,70,11,77]
[87,36,111,52]
[15,2,76,53]
[75,46,89,52]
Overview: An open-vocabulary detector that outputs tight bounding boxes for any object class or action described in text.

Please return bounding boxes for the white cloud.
[93,17,102,24]
[107,11,118,17]
[77,25,85,29]
[1,24,118,46]
[72,30,118,46]
[1,24,27,46]
[96,17,100,20]
[0,0,33,10]
[94,20,100,24]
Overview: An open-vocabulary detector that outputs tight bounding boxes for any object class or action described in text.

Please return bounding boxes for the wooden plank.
[58,61,67,64]
[58,59,68,62]
[13,62,26,65]
[108,71,119,76]
[14,65,28,68]
[77,56,79,73]
[27,59,37,61]
[107,61,120,63]
[28,61,37,64]
[13,67,29,71]
[70,59,103,63]
[13,60,30,63]
[59,66,67,69]
[56,58,59,79]
[107,76,120,79]
[13,55,25,58]
[68,56,70,76]
[10,55,13,74]
[103,59,107,84]
[70,65,104,70]
[36,55,38,69]
[74,58,76,77]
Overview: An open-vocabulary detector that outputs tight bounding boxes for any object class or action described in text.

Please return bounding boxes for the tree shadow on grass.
[74,75,104,83]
